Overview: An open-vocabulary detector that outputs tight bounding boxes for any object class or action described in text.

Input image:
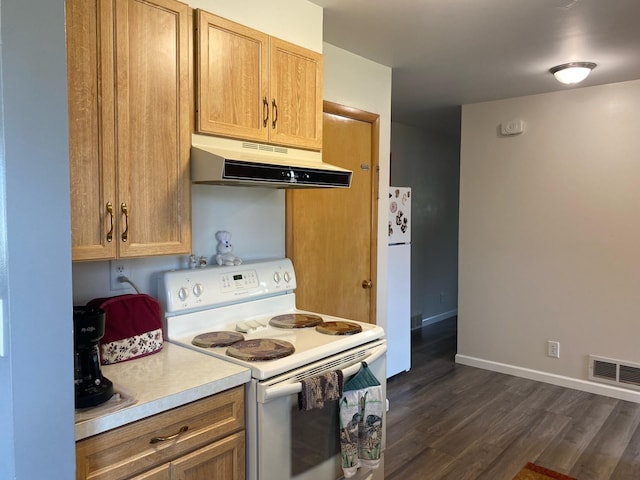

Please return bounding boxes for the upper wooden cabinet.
[66,0,117,260]
[195,10,323,151]
[66,0,192,261]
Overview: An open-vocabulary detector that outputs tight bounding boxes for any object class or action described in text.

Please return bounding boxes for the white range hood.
[191,135,352,188]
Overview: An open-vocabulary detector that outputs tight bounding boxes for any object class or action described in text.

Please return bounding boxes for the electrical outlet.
[547,340,560,358]
[110,261,130,291]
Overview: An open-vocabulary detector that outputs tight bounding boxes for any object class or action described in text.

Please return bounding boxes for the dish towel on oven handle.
[339,362,384,478]
[298,370,344,411]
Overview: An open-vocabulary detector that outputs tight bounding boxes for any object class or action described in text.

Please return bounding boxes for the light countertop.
[75,342,251,441]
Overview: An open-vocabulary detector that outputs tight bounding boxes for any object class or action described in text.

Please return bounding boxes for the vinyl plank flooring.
[430,390,528,457]
[385,317,640,480]
[536,394,618,474]
[434,443,504,480]
[610,419,640,480]
[545,387,599,416]
[385,447,455,480]
[409,375,512,445]
[478,410,572,480]
[569,401,640,480]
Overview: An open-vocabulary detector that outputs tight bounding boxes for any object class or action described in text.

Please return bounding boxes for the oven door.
[252,340,386,480]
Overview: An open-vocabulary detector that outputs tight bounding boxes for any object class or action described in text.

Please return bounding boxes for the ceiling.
[310,0,640,135]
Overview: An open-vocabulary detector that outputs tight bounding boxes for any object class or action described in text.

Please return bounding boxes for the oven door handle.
[259,343,387,403]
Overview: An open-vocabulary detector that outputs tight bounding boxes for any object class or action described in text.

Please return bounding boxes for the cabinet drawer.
[76,386,244,480]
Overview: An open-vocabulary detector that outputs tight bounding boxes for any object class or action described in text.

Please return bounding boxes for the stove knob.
[193,283,204,297]
[273,272,281,283]
[178,287,189,302]
[283,272,291,283]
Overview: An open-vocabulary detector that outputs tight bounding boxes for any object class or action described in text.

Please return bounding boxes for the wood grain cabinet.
[195,10,323,151]
[76,386,245,480]
[66,0,192,261]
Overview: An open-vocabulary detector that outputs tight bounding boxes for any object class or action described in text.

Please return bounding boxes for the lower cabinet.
[130,465,171,480]
[76,386,245,480]
[130,433,245,480]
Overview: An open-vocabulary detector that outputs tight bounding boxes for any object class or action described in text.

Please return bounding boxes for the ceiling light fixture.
[550,62,597,85]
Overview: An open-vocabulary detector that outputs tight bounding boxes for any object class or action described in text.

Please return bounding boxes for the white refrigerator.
[385,186,411,377]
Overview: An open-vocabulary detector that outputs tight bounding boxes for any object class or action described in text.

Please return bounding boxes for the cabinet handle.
[106,202,114,243]
[121,203,129,243]
[271,98,278,129]
[262,96,269,127]
[362,280,373,289]
[149,425,189,444]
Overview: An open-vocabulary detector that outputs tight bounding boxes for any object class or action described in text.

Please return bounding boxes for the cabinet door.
[114,0,192,258]
[66,0,117,261]
[171,432,245,480]
[132,465,171,480]
[269,37,323,151]
[195,10,269,143]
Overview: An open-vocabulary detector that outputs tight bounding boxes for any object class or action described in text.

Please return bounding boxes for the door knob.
[362,280,373,289]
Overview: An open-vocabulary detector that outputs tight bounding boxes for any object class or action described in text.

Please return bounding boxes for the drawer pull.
[149,425,188,444]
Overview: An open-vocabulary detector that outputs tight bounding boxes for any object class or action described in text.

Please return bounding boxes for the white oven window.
[291,398,342,477]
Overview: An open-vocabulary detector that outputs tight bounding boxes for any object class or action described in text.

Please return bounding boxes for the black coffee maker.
[74,306,114,409]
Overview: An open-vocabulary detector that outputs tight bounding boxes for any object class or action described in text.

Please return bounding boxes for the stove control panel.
[220,269,260,292]
[160,258,296,313]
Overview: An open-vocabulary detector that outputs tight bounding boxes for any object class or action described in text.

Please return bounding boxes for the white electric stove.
[159,258,385,380]
[158,258,387,480]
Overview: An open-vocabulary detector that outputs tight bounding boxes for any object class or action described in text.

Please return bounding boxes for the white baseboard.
[420,309,457,327]
[455,354,640,404]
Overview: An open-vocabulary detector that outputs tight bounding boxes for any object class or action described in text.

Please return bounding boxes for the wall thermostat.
[501,119,525,135]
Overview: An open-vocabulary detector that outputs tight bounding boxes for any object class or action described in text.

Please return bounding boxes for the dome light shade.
[550,62,597,85]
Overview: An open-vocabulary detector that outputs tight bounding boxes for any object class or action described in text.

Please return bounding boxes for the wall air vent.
[589,355,640,391]
[620,365,640,388]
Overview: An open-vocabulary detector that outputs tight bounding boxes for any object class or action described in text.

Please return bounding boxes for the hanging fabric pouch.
[339,363,384,478]
[87,293,164,365]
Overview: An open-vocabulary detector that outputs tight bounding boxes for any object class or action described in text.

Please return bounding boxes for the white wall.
[322,42,392,327]
[1,0,75,477]
[390,122,460,324]
[458,79,640,401]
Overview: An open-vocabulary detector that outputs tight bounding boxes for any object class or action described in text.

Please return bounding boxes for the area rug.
[512,462,577,480]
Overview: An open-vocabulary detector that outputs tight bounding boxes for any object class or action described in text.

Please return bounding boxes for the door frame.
[285,100,380,323]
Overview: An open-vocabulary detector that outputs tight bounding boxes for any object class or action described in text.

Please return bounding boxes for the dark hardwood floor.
[385,317,640,480]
